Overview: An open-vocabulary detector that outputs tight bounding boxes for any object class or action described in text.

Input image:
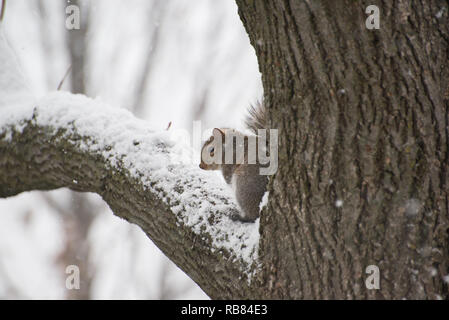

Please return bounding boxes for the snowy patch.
[259,191,269,212]
[335,199,343,208]
[405,198,421,218]
[435,7,446,19]
[429,268,437,277]
[443,275,449,284]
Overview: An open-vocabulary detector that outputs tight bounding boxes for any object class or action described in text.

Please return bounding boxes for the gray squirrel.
[199,102,269,222]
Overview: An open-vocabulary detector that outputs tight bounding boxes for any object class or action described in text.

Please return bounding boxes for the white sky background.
[0,0,262,299]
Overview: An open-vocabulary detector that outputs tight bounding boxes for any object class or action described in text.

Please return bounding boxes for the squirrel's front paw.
[229,209,255,223]
[229,210,242,222]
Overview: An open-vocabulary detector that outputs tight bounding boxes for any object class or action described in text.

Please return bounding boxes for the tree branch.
[0,92,261,298]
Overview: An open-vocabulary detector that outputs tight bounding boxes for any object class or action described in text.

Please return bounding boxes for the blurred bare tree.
[35,0,97,299]
[66,0,89,95]
[42,192,100,299]
[130,1,169,117]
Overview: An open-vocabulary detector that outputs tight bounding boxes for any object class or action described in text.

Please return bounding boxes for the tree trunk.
[236,0,448,299]
[1,0,448,300]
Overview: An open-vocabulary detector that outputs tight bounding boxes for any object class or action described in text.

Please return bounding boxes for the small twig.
[0,0,6,22]
[166,121,172,131]
[57,64,72,91]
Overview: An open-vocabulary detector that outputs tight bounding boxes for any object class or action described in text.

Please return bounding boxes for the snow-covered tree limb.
[0,28,259,299]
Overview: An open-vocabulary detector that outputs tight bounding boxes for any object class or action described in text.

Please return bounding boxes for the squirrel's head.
[199,128,248,170]
[199,128,225,170]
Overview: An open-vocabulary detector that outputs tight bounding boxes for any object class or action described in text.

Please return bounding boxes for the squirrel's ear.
[213,128,225,137]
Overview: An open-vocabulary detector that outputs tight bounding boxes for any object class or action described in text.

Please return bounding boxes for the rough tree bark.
[236,0,449,299]
[1,0,448,299]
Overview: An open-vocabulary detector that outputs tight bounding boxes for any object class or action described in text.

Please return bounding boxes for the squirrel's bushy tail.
[245,100,267,133]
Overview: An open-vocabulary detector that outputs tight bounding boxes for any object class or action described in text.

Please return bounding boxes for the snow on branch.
[0,92,259,266]
[0,27,259,295]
